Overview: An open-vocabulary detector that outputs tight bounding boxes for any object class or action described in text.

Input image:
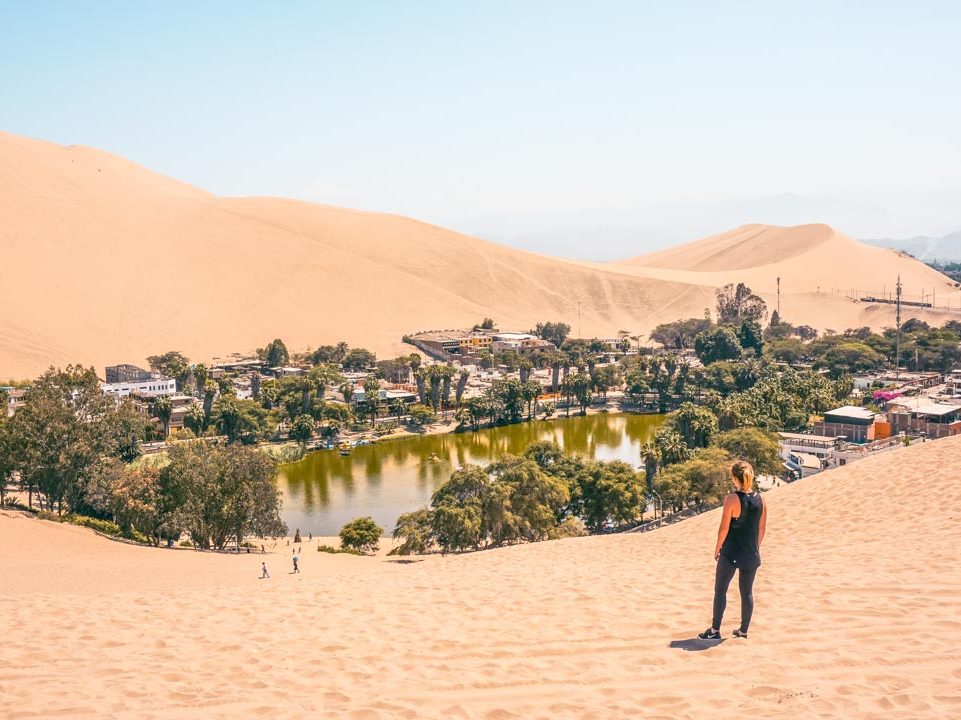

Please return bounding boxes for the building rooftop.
[913,403,961,417]
[824,405,877,421]
[493,332,538,341]
[779,432,840,443]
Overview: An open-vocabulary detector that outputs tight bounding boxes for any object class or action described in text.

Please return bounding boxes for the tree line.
[391,423,781,555]
[0,366,286,548]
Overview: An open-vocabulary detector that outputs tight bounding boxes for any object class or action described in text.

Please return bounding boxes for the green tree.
[574,460,644,532]
[212,397,269,444]
[391,508,433,555]
[489,456,570,543]
[192,363,208,397]
[342,348,376,371]
[109,399,149,462]
[694,326,743,364]
[714,427,782,475]
[668,402,719,449]
[151,394,173,440]
[737,319,765,357]
[289,414,316,444]
[363,375,381,428]
[263,339,290,368]
[454,369,470,406]
[184,404,207,436]
[649,317,713,349]
[716,283,768,324]
[532,321,572,347]
[87,459,164,543]
[7,366,123,513]
[160,441,286,550]
[146,351,191,390]
[429,466,490,552]
[407,403,435,427]
[339,516,383,553]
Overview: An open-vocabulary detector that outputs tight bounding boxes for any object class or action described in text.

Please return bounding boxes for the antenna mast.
[895,276,903,379]
[776,276,781,317]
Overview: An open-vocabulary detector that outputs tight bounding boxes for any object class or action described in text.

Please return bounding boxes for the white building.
[101,377,177,399]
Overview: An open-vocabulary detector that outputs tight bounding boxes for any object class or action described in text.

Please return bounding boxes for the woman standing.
[698,460,767,640]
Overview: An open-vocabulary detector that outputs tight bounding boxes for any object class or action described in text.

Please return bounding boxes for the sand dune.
[2,435,961,718]
[1,132,958,377]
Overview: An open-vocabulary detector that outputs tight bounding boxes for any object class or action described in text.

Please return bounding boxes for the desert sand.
[2,131,958,378]
[2,436,960,719]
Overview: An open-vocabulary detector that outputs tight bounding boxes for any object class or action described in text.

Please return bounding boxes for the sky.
[2,1,960,257]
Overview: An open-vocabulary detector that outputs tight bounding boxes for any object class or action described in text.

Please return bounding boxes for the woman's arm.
[758,496,767,546]
[714,494,738,560]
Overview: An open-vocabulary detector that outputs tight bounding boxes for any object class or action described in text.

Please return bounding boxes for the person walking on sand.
[698,460,767,641]
[260,562,270,579]
[292,555,300,573]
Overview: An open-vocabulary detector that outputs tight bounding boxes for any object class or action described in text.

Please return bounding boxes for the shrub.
[123,528,151,544]
[317,544,364,556]
[338,517,383,554]
[547,517,589,539]
[65,514,122,536]
[179,540,194,548]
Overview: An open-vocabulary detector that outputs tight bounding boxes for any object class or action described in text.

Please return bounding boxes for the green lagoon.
[278,413,666,536]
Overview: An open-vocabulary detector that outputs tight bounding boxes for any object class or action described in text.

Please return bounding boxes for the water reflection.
[278,413,666,535]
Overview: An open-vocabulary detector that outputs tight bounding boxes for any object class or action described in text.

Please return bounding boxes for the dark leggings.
[712,555,758,632]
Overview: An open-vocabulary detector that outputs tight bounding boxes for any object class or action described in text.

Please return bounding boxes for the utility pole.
[895,276,903,379]
[777,276,781,317]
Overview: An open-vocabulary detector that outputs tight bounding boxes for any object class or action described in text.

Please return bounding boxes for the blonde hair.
[731,460,755,492]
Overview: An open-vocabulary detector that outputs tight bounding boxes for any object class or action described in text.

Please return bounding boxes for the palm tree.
[548,350,567,392]
[296,375,316,416]
[309,363,343,403]
[438,365,457,414]
[639,442,659,490]
[202,380,218,423]
[414,368,428,405]
[151,395,173,440]
[334,342,350,364]
[340,382,354,404]
[518,358,534,383]
[184,404,206,436]
[521,380,541,420]
[388,398,407,420]
[192,363,208,398]
[426,367,442,412]
[363,376,381,428]
[454,369,469,406]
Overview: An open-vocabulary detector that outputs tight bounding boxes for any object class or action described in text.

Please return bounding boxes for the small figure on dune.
[260,562,270,579]
[292,555,300,573]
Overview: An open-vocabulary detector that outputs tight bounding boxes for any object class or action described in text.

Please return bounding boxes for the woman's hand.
[714,546,721,561]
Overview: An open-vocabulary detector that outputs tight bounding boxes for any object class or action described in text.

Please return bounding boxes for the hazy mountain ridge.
[864,232,961,262]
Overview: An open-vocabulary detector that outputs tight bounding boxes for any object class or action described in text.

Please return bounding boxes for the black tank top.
[720,491,762,569]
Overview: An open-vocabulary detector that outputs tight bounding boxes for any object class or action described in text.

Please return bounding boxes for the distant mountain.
[864,232,961,262]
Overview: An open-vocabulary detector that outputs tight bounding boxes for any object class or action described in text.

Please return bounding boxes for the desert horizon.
[1,130,958,379]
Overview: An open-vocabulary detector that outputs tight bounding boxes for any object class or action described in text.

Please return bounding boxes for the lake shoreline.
[277,412,668,536]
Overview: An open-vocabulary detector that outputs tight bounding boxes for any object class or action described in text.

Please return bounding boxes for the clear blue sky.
[2,1,960,245]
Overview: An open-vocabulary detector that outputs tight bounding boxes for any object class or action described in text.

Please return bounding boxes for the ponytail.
[732,460,755,492]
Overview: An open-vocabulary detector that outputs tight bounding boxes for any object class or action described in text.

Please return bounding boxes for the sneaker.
[733,628,748,639]
[697,628,721,640]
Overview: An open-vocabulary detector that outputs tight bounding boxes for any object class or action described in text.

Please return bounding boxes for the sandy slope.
[3,437,961,719]
[1,132,957,378]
